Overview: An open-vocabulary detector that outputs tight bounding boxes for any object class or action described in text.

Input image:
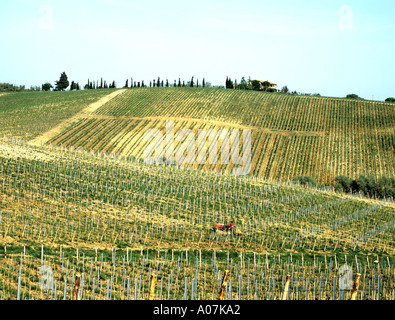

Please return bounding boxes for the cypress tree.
[55,72,69,91]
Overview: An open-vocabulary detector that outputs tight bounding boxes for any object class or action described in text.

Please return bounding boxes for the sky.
[0,0,394,101]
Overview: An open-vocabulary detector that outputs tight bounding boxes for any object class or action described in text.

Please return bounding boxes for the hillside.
[0,136,393,300]
[18,87,395,185]
[0,88,394,300]
[0,89,116,139]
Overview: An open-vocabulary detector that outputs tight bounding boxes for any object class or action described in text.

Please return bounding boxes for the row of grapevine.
[1,245,394,300]
[1,137,393,256]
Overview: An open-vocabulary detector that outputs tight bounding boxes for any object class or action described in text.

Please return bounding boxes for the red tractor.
[212,223,243,236]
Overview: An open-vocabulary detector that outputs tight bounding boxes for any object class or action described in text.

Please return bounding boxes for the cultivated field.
[0,89,116,139]
[0,88,394,300]
[32,87,395,185]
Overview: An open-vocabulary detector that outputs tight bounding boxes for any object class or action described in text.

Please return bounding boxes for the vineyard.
[33,87,395,185]
[0,89,116,139]
[0,136,393,300]
[0,88,394,300]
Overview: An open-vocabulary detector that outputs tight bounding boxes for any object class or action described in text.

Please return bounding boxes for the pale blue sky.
[1,0,394,100]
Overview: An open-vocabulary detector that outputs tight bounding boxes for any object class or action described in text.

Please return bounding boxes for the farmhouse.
[249,79,278,92]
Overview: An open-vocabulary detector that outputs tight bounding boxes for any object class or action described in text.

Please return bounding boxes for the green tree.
[346,94,361,100]
[250,80,261,91]
[385,97,395,103]
[225,77,234,89]
[41,82,53,91]
[70,81,79,90]
[377,177,393,199]
[351,175,369,194]
[238,77,248,90]
[55,72,69,91]
[334,175,353,193]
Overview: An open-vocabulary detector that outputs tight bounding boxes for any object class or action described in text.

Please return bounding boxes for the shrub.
[334,175,353,193]
[294,175,318,187]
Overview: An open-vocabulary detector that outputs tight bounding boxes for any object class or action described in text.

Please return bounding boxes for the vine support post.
[351,273,361,300]
[149,274,157,300]
[218,270,230,300]
[72,274,81,300]
[282,274,291,300]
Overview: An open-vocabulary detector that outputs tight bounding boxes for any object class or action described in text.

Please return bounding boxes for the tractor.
[211,223,243,236]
